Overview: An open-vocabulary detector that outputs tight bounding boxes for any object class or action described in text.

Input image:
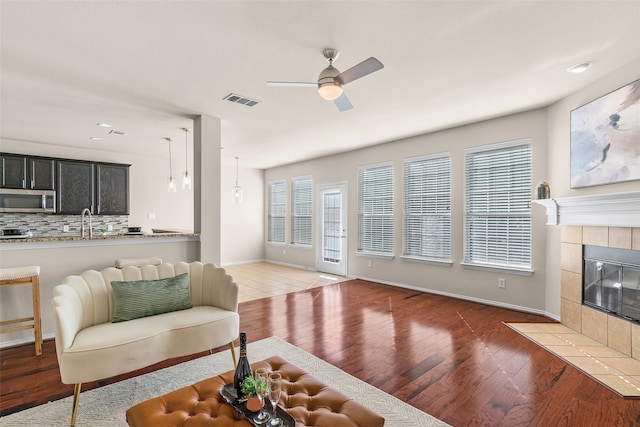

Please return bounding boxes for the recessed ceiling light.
[566,62,593,74]
[97,122,112,128]
[90,137,104,142]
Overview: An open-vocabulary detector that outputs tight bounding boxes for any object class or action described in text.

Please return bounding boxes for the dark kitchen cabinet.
[1,154,55,190]
[0,154,27,188]
[57,160,129,215]
[29,158,55,190]
[56,160,95,214]
[96,163,129,214]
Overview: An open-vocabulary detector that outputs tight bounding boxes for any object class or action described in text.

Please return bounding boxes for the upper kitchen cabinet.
[0,154,55,190]
[1,154,27,188]
[96,163,129,215]
[29,158,55,190]
[56,160,95,214]
[57,160,130,215]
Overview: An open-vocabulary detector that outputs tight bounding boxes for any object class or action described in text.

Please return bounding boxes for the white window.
[464,139,532,270]
[268,180,286,243]
[291,176,312,246]
[358,162,394,255]
[403,153,451,261]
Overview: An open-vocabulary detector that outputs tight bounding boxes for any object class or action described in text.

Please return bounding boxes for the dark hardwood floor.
[2,279,640,425]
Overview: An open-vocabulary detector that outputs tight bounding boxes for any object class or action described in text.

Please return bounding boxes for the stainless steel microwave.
[0,188,56,213]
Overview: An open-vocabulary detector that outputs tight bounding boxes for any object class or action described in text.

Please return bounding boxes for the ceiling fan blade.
[334,92,353,112]
[336,57,384,85]
[266,81,317,87]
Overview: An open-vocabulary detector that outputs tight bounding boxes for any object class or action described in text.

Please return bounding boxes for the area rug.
[0,336,449,426]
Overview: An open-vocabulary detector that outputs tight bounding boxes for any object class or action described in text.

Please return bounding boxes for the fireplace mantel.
[533,191,640,227]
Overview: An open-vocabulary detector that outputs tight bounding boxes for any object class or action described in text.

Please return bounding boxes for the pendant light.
[232,156,243,203]
[181,128,191,190]
[165,137,176,192]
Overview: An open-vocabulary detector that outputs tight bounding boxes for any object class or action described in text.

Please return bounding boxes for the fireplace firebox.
[583,245,640,323]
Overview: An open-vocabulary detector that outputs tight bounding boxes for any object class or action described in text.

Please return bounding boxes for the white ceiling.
[2,1,639,169]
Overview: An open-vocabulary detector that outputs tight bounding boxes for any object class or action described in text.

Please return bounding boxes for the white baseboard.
[1,332,55,350]
[221,258,266,267]
[354,274,559,320]
[263,259,318,272]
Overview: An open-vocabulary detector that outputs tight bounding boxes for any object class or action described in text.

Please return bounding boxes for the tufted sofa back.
[57,262,237,332]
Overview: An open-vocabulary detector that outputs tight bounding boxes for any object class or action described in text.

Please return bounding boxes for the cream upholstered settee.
[51,262,240,426]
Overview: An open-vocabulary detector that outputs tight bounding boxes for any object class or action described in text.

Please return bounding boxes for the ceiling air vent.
[223,93,260,107]
[109,130,125,136]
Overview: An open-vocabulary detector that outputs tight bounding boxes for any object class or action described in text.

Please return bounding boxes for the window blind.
[291,176,312,245]
[358,162,393,254]
[403,153,451,260]
[268,180,286,243]
[464,139,532,268]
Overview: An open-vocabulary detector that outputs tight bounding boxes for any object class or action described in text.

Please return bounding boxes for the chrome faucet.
[81,208,92,238]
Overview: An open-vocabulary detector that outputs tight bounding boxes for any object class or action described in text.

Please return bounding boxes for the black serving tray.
[219,383,295,427]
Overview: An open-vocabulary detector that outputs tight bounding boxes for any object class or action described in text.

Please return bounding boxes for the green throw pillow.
[111,273,192,323]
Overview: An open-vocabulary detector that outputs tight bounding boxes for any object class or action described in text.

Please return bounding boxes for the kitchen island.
[0,232,201,350]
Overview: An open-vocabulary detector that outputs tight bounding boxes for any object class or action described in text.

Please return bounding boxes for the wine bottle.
[233,332,252,399]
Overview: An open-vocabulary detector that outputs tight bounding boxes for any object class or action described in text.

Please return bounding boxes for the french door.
[316,182,348,276]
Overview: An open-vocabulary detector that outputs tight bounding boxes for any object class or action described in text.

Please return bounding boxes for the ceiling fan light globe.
[318,82,343,100]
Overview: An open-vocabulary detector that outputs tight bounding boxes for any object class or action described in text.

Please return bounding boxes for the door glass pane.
[583,259,601,307]
[323,191,341,264]
[601,263,622,313]
[622,266,640,321]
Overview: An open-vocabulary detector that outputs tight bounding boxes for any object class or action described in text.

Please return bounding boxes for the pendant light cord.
[235,157,239,186]
[167,138,173,178]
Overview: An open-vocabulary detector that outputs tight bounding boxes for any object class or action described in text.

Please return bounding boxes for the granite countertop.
[0,232,199,244]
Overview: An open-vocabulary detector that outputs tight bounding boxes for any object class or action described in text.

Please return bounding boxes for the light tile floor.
[507,322,640,397]
[223,262,349,303]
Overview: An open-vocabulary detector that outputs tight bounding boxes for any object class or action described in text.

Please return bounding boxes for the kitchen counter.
[0,232,199,249]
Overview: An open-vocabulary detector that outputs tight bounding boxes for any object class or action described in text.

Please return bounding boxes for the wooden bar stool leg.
[0,266,42,357]
[32,275,42,356]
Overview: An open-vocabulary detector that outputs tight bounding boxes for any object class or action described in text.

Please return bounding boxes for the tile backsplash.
[0,213,128,237]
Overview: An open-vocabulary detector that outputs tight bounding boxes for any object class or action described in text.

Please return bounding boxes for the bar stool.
[0,266,42,355]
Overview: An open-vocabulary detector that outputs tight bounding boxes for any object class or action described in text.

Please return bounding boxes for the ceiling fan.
[267,48,384,112]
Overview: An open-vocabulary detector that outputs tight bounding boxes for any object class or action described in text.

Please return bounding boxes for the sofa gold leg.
[229,341,237,367]
[70,383,81,426]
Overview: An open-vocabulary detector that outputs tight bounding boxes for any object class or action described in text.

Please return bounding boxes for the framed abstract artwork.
[570,79,640,188]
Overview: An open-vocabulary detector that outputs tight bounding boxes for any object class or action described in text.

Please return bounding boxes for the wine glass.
[253,368,271,424]
[268,372,283,427]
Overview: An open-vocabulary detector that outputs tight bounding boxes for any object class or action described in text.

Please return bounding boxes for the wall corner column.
[193,115,222,265]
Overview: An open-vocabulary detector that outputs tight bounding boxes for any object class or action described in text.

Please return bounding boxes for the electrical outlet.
[63,225,69,232]
[498,278,506,289]
[367,260,373,268]
[148,213,156,220]
[107,224,113,231]
[283,249,286,255]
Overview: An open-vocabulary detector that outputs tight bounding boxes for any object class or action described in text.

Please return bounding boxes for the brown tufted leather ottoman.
[126,355,384,427]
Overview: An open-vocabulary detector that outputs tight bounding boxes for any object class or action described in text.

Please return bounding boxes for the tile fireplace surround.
[539,191,640,362]
[560,224,640,361]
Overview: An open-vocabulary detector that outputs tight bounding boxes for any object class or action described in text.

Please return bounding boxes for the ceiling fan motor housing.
[317,64,343,100]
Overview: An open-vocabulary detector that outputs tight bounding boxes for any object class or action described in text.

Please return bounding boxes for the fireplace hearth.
[583,245,640,323]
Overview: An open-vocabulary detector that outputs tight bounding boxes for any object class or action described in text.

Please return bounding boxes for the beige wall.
[263,59,639,317]
[265,108,551,315]
[220,164,265,265]
[544,58,640,318]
